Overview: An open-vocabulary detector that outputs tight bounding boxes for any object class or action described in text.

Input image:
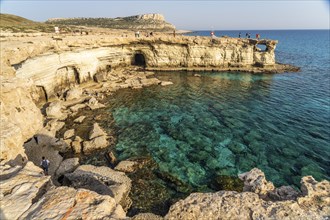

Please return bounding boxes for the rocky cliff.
[1,34,293,101]
[46,13,176,31]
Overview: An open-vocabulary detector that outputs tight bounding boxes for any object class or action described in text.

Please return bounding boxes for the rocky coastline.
[0,33,328,220]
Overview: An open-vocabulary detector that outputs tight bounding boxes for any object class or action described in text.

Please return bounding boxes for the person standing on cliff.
[256,33,260,40]
[239,32,241,38]
[40,156,50,175]
[173,30,176,37]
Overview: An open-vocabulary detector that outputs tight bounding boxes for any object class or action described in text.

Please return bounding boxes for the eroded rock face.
[166,169,330,220]
[3,36,282,99]
[19,186,126,220]
[238,168,275,198]
[0,162,51,220]
[63,165,132,210]
[24,136,63,176]
[0,77,43,165]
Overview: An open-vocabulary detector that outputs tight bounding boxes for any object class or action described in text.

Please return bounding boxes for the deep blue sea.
[105,30,330,191]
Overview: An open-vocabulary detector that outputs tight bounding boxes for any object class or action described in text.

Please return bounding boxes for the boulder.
[82,136,109,154]
[55,157,80,178]
[238,168,275,198]
[64,165,132,210]
[298,176,330,213]
[87,97,105,110]
[63,129,75,140]
[52,138,72,153]
[71,136,83,154]
[94,71,109,83]
[19,186,126,220]
[89,123,107,140]
[0,162,51,220]
[161,81,173,86]
[115,160,139,173]
[45,101,64,119]
[69,103,86,112]
[65,87,82,101]
[268,185,300,201]
[140,78,161,86]
[42,119,65,137]
[74,115,86,123]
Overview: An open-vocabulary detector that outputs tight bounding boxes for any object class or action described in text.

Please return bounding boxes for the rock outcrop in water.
[165,168,330,220]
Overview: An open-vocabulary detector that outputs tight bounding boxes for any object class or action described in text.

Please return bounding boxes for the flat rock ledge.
[165,168,330,220]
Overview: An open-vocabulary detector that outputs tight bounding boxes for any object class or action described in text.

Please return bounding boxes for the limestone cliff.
[0,77,43,165]
[46,13,176,31]
[1,35,293,101]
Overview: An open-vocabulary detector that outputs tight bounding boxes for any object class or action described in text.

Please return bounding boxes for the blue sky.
[1,0,329,30]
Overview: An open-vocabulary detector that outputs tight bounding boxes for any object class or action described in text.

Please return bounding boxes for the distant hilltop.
[46,13,175,31]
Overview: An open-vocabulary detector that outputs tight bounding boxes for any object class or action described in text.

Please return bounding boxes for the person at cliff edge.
[40,156,50,175]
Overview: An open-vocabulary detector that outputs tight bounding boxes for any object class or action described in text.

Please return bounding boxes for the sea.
[86,30,330,215]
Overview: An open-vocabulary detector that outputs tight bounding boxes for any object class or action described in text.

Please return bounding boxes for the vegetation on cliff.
[46,14,175,31]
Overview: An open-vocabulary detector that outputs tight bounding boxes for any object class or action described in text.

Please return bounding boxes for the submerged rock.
[73,115,86,123]
[115,160,139,173]
[89,123,107,140]
[209,175,244,192]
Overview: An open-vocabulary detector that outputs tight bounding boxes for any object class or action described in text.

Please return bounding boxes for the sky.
[1,0,329,30]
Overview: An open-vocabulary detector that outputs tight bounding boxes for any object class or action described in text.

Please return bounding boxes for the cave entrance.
[133,53,146,66]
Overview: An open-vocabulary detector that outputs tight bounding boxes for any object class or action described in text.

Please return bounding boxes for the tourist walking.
[256,33,260,40]
[40,156,50,175]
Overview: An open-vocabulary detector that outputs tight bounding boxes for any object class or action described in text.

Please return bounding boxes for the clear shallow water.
[107,30,330,189]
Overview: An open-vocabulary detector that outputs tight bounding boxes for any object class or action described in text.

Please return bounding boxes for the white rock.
[64,165,131,210]
[83,136,108,154]
[161,81,173,86]
[45,101,63,119]
[65,87,82,101]
[63,129,75,140]
[115,160,139,173]
[0,162,50,220]
[73,116,86,123]
[19,187,126,220]
[55,158,79,177]
[89,123,107,140]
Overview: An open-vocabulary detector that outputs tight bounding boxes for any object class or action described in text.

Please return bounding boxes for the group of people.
[135,31,154,38]
[238,32,261,40]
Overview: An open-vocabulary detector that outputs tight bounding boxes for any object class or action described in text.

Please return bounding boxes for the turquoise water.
[106,30,330,189]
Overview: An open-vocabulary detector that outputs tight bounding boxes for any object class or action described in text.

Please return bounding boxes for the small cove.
[66,30,329,215]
